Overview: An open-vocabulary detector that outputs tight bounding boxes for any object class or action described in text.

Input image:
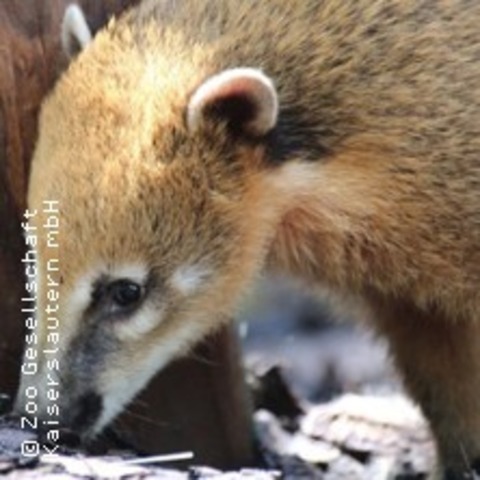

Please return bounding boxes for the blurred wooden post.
[0,0,253,468]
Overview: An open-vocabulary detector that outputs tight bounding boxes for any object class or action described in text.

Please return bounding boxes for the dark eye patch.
[90,277,145,319]
[110,280,142,308]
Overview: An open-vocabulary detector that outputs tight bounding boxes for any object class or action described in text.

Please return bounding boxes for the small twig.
[121,451,194,465]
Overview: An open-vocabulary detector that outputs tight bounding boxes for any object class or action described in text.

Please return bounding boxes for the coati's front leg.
[371,296,480,479]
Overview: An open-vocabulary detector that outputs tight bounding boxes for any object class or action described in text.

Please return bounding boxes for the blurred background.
[239,276,401,405]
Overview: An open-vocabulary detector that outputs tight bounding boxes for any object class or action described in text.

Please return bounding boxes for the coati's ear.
[61,4,93,59]
[187,68,279,137]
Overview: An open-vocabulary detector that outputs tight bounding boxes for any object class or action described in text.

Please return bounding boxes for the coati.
[14,1,480,478]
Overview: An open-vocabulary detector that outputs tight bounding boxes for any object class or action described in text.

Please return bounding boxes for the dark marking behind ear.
[265,104,333,165]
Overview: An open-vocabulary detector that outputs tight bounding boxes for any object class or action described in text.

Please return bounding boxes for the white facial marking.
[171,264,211,295]
[114,304,164,341]
[94,320,209,434]
[66,268,100,322]
[109,263,149,285]
[67,263,148,322]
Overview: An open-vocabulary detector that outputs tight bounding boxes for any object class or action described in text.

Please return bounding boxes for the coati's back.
[128,0,480,164]
[125,0,480,310]
[19,1,480,478]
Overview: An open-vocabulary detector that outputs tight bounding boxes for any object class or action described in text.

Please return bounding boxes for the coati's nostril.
[71,392,103,431]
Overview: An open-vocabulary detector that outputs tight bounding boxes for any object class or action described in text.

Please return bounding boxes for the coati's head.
[15,5,307,436]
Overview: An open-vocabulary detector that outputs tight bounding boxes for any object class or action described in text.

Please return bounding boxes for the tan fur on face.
[19,1,480,476]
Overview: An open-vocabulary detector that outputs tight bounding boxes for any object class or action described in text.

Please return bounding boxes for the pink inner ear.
[188,68,278,136]
[201,77,262,110]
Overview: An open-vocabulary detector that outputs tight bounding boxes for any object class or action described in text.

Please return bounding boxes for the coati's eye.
[91,278,145,317]
[110,280,143,309]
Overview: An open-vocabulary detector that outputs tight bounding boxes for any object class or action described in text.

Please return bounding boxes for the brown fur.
[18,1,480,477]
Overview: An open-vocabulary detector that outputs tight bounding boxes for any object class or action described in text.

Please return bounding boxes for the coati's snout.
[14,376,103,439]
[45,391,103,436]
[14,254,263,438]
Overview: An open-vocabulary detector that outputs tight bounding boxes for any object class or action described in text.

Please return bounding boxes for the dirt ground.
[0,387,434,479]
